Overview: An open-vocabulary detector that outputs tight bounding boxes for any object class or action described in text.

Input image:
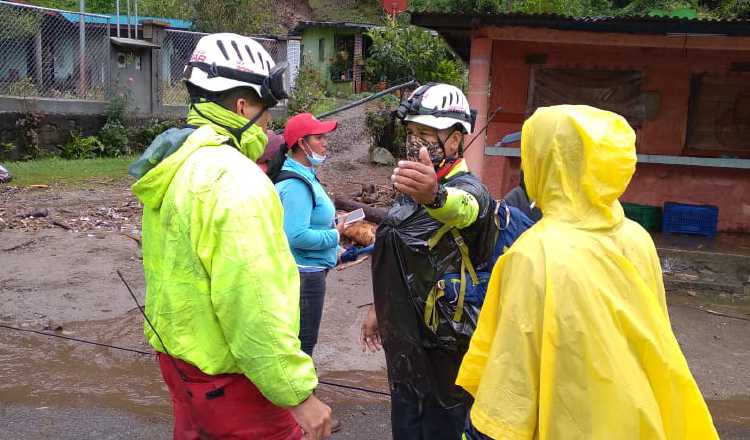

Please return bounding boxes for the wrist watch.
[426,184,448,209]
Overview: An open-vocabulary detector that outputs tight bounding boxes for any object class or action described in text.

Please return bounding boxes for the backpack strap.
[450,228,479,323]
[423,281,445,332]
[425,224,480,327]
[276,171,317,209]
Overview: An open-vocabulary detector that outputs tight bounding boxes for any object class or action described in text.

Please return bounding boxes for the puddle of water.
[707,399,750,438]
[0,315,390,418]
[4,314,746,436]
[708,399,750,424]
[0,319,170,419]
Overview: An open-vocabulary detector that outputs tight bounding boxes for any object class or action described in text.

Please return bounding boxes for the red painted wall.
[479,37,750,231]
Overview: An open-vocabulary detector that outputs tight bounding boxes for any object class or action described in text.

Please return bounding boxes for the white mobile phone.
[337,208,365,226]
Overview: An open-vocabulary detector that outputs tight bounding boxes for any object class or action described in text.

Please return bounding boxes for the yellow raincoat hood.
[456,105,717,439]
[521,105,636,229]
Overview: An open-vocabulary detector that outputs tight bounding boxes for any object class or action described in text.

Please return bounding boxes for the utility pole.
[134,0,138,40]
[116,0,121,37]
[79,0,86,97]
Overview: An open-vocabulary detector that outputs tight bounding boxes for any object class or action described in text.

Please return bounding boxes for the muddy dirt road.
[1,238,749,439]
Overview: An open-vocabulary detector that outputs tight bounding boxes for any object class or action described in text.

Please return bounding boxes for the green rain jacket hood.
[133,102,268,209]
[131,103,316,408]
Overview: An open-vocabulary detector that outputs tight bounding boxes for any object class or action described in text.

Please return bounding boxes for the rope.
[318,380,390,397]
[0,323,391,397]
[0,324,153,356]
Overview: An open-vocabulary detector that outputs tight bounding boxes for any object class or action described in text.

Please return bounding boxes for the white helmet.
[185,33,288,108]
[396,83,476,134]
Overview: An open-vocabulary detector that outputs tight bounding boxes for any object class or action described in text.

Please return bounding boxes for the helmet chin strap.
[227,106,266,142]
[191,101,266,149]
[434,130,463,181]
[435,130,460,168]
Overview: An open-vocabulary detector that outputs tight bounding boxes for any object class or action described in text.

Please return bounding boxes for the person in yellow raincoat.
[457,105,718,440]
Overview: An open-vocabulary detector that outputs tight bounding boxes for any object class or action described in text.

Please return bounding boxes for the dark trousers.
[463,412,493,440]
[299,270,327,356]
[390,384,468,440]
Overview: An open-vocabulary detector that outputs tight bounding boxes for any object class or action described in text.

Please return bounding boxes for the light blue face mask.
[302,141,327,167]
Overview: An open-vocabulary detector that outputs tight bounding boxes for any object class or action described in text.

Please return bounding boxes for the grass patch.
[5,156,136,187]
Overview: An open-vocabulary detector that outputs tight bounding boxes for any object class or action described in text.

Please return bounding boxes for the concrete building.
[290,21,377,96]
[412,12,750,232]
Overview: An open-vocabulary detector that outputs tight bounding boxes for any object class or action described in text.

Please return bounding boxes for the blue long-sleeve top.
[275,157,339,270]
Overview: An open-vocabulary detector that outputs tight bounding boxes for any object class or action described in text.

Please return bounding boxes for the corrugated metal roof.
[412,11,750,61]
[411,11,750,36]
[490,11,750,27]
[58,12,192,30]
[110,36,160,48]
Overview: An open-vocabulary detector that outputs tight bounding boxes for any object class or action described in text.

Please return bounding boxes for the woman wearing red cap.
[277,113,342,357]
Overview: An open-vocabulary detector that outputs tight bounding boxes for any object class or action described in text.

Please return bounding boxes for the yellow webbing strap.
[425,227,480,326]
[427,222,453,250]
[450,229,478,323]
[423,280,445,332]
[451,229,479,284]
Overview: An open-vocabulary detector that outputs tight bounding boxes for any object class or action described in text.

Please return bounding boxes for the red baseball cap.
[283,113,338,148]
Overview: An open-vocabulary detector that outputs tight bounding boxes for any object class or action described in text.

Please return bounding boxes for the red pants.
[158,354,303,440]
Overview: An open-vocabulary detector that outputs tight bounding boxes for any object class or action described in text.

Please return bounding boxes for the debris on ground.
[2,239,37,252]
[350,183,396,208]
[370,147,396,166]
[0,184,142,234]
[0,164,11,183]
[16,208,49,219]
[336,255,370,271]
[336,198,388,224]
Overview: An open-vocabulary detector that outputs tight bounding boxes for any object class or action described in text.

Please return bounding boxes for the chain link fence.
[0,1,293,107]
[161,29,289,106]
[0,1,110,101]
[160,30,205,106]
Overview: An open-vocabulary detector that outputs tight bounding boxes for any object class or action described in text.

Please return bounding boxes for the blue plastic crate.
[662,202,718,237]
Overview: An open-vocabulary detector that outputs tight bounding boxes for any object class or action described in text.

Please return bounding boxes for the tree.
[365,17,466,88]
[190,0,281,35]
[138,0,193,20]
[0,3,42,39]
[409,0,750,18]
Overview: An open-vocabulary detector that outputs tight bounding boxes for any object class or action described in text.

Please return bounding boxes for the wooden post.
[353,32,363,93]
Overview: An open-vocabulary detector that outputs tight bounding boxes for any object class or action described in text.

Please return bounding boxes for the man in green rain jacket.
[129,33,332,440]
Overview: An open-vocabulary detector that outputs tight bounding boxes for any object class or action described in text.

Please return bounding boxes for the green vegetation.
[59,92,178,160]
[0,3,42,39]
[59,133,106,159]
[409,0,750,19]
[190,0,280,35]
[365,107,407,158]
[27,0,192,18]
[365,18,466,88]
[4,156,135,186]
[23,0,750,30]
[308,0,385,24]
[288,61,331,115]
[23,0,114,13]
[26,0,387,31]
